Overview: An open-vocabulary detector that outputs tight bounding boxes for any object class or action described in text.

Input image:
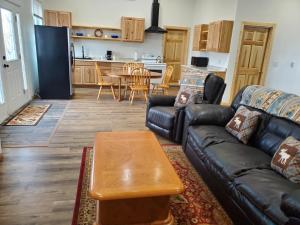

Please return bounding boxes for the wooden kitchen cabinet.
[44,10,72,28]
[207,20,233,53]
[73,61,98,85]
[192,24,208,51]
[121,17,145,42]
[83,66,97,84]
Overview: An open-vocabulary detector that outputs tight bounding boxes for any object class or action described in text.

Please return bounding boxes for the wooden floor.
[0,88,174,225]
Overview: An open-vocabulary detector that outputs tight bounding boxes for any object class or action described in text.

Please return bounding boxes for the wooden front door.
[163,27,189,83]
[231,23,275,98]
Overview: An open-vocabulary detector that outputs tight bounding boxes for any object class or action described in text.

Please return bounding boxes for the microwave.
[191,57,209,67]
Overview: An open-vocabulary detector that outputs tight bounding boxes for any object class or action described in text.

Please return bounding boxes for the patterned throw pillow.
[225,106,261,144]
[174,74,207,107]
[271,136,300,184]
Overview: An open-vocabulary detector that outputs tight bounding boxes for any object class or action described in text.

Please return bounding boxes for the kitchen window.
[32,0,43,25]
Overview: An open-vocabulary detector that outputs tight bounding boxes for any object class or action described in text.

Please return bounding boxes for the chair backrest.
[161,65,174,86]
[130,68,151,88]
[203,73,226,104]
[123,63,143,74]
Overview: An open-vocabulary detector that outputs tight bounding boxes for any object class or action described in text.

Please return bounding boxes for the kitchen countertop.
[75,58,166,65]
[182,64,227,72]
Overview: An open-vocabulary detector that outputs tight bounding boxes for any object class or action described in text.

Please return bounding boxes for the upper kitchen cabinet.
[121,17,145,42]
[44,10,72,28]
[207,20,234,53]
[192,24,208,51]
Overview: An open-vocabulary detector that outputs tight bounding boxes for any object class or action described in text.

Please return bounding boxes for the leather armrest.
[185,104,235,127]
[281,190,300,219]
[147,95,176,108]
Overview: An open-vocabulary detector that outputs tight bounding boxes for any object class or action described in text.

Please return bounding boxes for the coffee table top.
[89,131,184,200]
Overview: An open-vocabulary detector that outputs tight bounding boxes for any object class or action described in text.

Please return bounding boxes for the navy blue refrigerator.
[35,25,75,99]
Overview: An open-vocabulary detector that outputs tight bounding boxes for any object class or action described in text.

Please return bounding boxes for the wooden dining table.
[102,69,162,101]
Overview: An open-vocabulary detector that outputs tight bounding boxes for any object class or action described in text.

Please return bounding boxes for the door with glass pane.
[0,7,27,118]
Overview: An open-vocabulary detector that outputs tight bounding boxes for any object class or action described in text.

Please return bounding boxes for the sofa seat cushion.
[188,125,239,149]
[148,107,177,130]
[203,143,272,181]
[234,169,300,225]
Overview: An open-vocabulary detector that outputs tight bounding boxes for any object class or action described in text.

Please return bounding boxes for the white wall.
[43,0,196,59]
[189,0,237,67]
[224,0,300,101]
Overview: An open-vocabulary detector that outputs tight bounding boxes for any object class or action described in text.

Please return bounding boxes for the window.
[1,8,18,61]
[32,0,43,25]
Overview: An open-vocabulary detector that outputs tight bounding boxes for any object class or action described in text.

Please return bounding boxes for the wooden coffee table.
[90,131,184,225]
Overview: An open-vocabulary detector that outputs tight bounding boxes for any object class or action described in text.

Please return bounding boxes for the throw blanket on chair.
[240,85,300,125]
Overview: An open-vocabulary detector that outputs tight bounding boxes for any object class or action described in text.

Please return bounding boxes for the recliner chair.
[146,73,226,143]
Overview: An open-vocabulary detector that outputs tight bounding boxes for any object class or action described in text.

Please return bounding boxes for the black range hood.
[145,0,167,33]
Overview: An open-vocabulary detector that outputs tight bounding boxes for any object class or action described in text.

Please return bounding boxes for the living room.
[0,0,299,225]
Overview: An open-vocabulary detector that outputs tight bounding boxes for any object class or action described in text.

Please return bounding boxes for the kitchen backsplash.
[73,33,163,60]
[191,51,230,68]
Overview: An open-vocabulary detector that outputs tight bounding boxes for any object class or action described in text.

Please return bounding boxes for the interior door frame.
[230,21,276,102]
[163,26,190,65]
[0,1,28,122]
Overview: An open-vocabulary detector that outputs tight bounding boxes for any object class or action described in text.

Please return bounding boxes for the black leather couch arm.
[185,104,235,127]
[147,95,176,108]
[281,190,300,222]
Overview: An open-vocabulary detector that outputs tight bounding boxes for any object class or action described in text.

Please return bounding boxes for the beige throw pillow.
[226,106,261,144]
[271,136,300,184]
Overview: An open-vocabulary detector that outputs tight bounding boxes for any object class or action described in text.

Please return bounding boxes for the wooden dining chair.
[152,65,174,95]
[128,68,151,105]
[123,63,143,98]
[95,63,116,101]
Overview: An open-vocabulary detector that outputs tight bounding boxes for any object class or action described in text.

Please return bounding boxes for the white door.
[0,7,27,121]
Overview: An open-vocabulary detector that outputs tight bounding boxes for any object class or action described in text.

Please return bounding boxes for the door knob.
[3,64,9,68]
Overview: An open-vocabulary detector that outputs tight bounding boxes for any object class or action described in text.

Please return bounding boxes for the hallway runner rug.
[72,146,233,225]
[6,104,51,126]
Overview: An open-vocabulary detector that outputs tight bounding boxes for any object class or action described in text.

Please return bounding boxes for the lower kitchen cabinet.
[83,66,97,84]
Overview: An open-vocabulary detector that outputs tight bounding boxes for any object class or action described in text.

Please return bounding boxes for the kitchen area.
[36,0,234,100]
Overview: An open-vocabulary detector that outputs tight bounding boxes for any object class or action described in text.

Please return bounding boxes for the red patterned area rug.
[6,104,51,126]
[72,146,233,225]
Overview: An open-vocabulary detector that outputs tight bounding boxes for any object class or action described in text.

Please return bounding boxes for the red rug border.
[72,147,89,225]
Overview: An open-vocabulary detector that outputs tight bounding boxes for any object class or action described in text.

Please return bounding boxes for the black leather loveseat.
[146,74,226,143]
[182,88,300,225]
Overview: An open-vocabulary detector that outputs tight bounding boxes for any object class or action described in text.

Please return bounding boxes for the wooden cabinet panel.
[44,10,59,27]
[73,67,83,84]
[122,17,145,42]
[133,19,145,42]
[44,10,72,28]
[207,20,233,53]
[83,66,97,84]
[58,12,72,28]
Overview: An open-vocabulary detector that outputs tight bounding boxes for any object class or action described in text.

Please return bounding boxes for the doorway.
[163,26,189,84]
[231,22,276,100]
[0,6,28,122]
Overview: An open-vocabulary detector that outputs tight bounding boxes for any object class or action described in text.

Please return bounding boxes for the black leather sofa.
[146,74,226,143]
[182,88,300,225]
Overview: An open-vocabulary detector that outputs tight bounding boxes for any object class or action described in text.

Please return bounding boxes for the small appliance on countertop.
[106,50,113,60]
[191,56,209,67]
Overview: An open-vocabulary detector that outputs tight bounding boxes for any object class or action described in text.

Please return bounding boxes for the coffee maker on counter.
[105,50,112,60]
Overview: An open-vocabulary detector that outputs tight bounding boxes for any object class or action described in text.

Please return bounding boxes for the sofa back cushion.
[252,116,300,157]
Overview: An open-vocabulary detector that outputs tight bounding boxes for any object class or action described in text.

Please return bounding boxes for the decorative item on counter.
[76,32,84,36]
[111,34,119,39]
[94,28,103,37]
[104,34,108,39]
